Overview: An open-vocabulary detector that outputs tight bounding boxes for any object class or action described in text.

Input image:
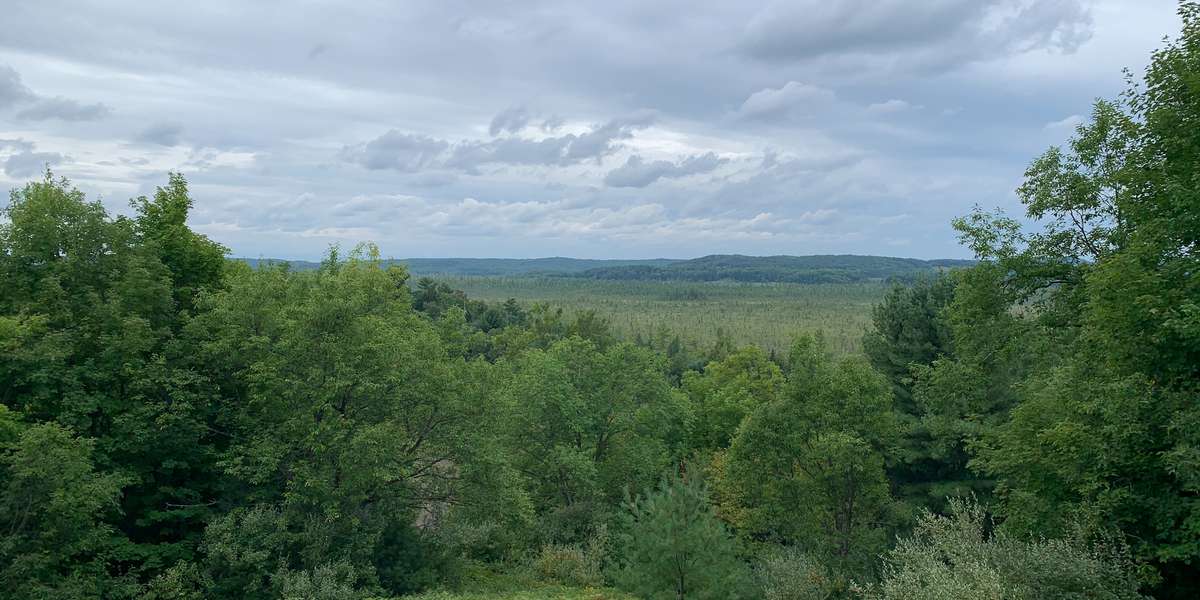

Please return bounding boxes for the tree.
[131,173,227,314]
[942,3,1200,595]
[501,337,688,541]
[0,172,228,588]
[186,246,502,595]
[863,275,956,415]
[613,472,751,600]
[863,275,983,514]
[682,345,783,452]
[722,335,896,575]
[0,419,135,599]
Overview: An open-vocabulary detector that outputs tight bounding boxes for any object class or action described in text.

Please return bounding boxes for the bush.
[855,498,1148,600]
[274,562,361,600]
[753,546,835,600]
[532,525,608,587]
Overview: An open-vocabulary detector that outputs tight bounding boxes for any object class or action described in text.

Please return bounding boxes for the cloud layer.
[0,0,1181,259]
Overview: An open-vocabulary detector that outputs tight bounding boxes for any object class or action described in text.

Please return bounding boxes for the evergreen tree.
[614,472,751,600]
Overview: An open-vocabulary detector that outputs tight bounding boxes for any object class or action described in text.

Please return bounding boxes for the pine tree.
[614,472,751,600]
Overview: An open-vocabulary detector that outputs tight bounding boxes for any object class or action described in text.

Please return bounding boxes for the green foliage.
[683,345,783,452]
[0,421,135,599]
[753,545,835,600]
[501,337,686,531]
[862,274,995,514]
[857,498,1147,600]
[131,173,228,313]
[940,3,1200,595]
[532,525,608,588]
[275,562,361,600]
[723,335,897,575]
[863,275,955,414]
[0,171,227,589]
[613,473,751,600]
[5,10,1200,592]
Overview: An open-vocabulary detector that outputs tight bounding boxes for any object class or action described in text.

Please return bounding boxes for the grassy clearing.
[434,276,888,354]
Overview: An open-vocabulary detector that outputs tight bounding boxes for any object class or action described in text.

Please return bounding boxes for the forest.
[0,5,1198,600]
[240,254,970,284]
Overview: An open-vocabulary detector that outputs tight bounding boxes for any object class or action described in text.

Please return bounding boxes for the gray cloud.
[16,96,111,121]
[605,152,726,188]
[0,138,35,153]
[349,112,656,174]
[489,106,531,136]
[5,150,65,177]
[343,131,449,172]
[1,63,111,123]
[137,122,184,146]
[0,65,35,109]
[740,0,1093,65]
[734,81,835,121]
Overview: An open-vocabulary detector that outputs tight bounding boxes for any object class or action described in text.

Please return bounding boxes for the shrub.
[753,545,835,600]
[533,525,608,587]
[855,498,1148,600]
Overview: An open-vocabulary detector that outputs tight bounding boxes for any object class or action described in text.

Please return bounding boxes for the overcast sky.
[0,1,1182,259]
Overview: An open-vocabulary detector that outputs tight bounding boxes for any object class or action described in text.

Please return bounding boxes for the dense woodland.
[1,4,1199,600]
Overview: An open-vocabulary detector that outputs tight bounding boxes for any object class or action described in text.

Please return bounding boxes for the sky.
[0,1,1183,260]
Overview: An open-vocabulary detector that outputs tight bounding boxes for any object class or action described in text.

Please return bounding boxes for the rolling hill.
[236,254,971,283]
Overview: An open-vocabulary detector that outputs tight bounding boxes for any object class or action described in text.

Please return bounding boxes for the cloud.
[136,122,185,146]
[489,106,531,136]
[0,138,35,153]
[604,152,726,188]
[739,0,1094,67]
[1044,114,1084,131]
[16,96,111,121]
[349,112,655,173]
[0,65,35,109]
[342,131,449,172]
[1,63,110,120]
[307,43,329,60]
[5,150,65,177]
[734,81,834,121]
[866,99,917,114]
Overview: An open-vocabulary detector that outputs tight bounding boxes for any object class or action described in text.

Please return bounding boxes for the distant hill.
[236,256,678,276]
[237,254,972,283]
[572,254,974,284]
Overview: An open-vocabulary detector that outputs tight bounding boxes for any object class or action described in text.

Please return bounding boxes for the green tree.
[183,246,508,597]
[0,172,228,588]
[0,420,135,598]
[943,3,1200,595]
[613,472,751,600]
[130,173,227,314]
[863,275,983,513]
[722,335,896,575]
[501,337,687,541]
[863,275,956,414]
[682,345,784,452]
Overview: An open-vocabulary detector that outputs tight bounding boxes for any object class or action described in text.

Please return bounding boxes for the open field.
[433,276,889,354]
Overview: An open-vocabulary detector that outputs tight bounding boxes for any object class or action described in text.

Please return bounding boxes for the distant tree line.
[572,255,975,285]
